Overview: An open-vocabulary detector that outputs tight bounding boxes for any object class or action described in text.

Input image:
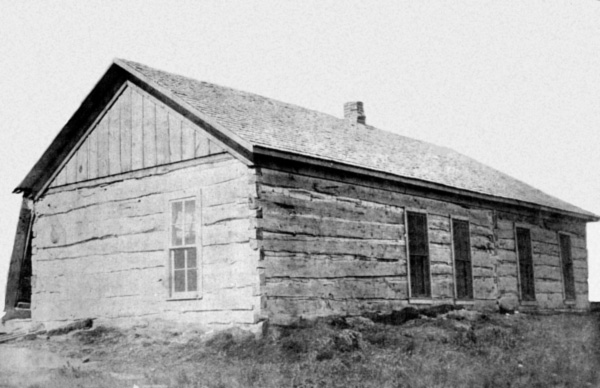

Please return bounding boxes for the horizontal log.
[572,258,587,269]
[35,291,259,324]
[470,224,494,238]
[543,219,586,237]
[571,237,586,249]
[473,266,494,278]
[203,176,248,207]
[531,227,558,244]
[496,219,513,231]
[535,280,563,294]
[471,251,494,269]
[431,275,454,298]
[259,169,471,217]
[429,244,451,263]
[264,253,407,278]
[497,238,515,251]
[203,202,249,226]
[261,232,405,260]
[203,266,258,291]
[574,268,587,281]
[428,215,450,231]
[572,248,587,260]
[259,189,405,224]
[163,308,259,325]
[497,250,517,263]
[535,292,568,309]
[495,211,539,226]
[259,214,404,240]
[429,229,451,245]
[265,277,408,300]
[34,250,165,277]
[496,228,514,239]
[533,254,560,267]
[38,157,245,215]
[34,212,163,250]
[473,277,495,300]
[36,265,166,301]
[497,262,517,277]
[534,265,562,281]
[575,281,588,294]
[203,242,256,266]
[430,263,453,276]
[468,209,493,227]
[533,242,559,256]
[34,229,165,261]
[203,219,250,246]
[265,297,408,324]
[498,277,518,293]
[472,235,494,251]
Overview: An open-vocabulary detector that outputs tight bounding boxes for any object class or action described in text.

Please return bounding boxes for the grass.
[4,311,600,388]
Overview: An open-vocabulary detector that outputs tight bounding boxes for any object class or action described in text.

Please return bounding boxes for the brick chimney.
[344,101,366,125]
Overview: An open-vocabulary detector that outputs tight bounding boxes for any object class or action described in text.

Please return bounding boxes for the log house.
[4,59,598,328]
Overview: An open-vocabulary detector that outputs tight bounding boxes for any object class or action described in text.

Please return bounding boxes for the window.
[452,219,473,299]
[516,227,535,301]
[169,198,199,298]
[407,212,431,297]
[559,234,575,301]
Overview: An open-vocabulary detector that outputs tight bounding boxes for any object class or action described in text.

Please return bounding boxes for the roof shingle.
[106,60,600,218]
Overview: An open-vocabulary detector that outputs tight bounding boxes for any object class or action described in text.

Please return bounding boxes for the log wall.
[255,166,589,323]
[32,156,261,327]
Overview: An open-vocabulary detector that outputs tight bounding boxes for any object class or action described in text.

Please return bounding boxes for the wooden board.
[48,82,231,189]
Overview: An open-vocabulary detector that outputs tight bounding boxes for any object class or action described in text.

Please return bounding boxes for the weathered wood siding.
[32,156,261,326]
[50,82,224,188]
[255,166,589,323]
[494,213,588,310]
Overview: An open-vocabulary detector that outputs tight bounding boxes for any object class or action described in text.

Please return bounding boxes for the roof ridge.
[116,58,345,122]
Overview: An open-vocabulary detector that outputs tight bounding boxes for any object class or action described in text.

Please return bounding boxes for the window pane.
[172,225,183,246]
[407,212,430,297]
[517,228,535,301]
[187,269,198,291]
[184,200,195,224]
[185,223,196,245]
[174,270,186,293]
[560,234,575,300]
[171,201,183,246]
[452,219,473,299]
[172,201,183,226]
[173,249,185,269]
[187,248,197,268]
[407,213,428,256]
[184,200,196,245]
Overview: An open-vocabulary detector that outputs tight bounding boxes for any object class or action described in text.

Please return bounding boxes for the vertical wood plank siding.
[49,82,226,188]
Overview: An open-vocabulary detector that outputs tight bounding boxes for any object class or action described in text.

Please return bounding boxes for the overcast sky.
[1,1,599,309]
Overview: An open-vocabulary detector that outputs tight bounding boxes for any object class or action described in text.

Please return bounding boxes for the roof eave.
[15,62,128,196]
[253,146,600,223]
[15,60,256,198]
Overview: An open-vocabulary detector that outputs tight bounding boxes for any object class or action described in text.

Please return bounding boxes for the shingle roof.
[117,59,596,219]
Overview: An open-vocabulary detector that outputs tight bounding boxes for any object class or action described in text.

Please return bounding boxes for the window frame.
[450,216,474,301]
[558,232,576,302]
[515,226,536,302]
[166,190,202,300]
[405,209,432,299]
